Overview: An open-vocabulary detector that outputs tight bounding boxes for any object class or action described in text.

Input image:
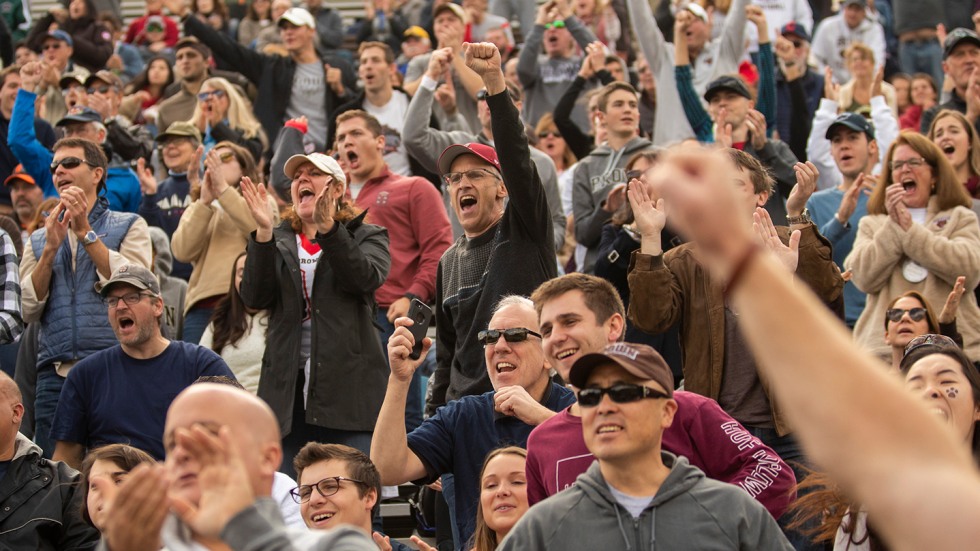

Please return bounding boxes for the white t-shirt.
[364,92,412,176]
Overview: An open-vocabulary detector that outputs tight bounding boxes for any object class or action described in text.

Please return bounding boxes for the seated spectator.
[77,443,156,533]
[50,263,235,466]
[0,371,100,549]
[190,76,268,160]
[811,0,886,84]
[837,43,897,117]
[465,447,529,551]
[125,0,179,50]
[517,0,599,129]
[237,0,274,48]
[5,164,44,241]
[172,142,277,344]
[137,121,202,280]
[846,132,980,361]
[372,296,576,548]
[147,226,187,340]
[119,55,174,129]
[920,29,980,134]
[899,73,938,131]
[29,30,86,126]
[26,0,112,74]
[239,152,390,473]
[199,252,267,394]
[500,343,792,550]
[292,442,409,549]
[928,109,980,199]
[97,13,144,83]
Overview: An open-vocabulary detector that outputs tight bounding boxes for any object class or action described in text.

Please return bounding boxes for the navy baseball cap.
[45,29,73,47]
[825,112,875,140]
[780,21,810,43]
[57,106,102,126]
[704,75,752,102]
[944,28,980,60]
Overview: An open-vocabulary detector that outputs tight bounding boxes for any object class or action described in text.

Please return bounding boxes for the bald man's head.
[164,384,282,508]
[0,371,24,459]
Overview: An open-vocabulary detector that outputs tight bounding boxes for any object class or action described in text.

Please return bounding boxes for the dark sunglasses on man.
[50,156,96,174]
[477,327,542,346]
[577,384,670,408]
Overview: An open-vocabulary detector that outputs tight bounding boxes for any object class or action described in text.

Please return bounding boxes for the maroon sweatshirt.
[525,390,797,518]
[353,168,453,307]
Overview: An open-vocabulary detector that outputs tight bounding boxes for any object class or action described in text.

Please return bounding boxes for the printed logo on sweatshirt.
[589,168,628,193]
[540,61,580,85]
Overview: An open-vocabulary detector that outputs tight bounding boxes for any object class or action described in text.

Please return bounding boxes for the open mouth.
[459,194,477,214]
[496,362,516,374]
[346,150,360,171]
[312,512,335,523]
[117,316,135,329]
[546,35,559,47]
[941,144,956,156]
[901,179,917,193]
[297,186,316,204]
[555,348,578,360]
[840,154,853,162]
[596,424,623,434]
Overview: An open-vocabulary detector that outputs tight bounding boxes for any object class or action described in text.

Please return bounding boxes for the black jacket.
[27,2,112,73]
[181,14,353,153]
[240,213,391,435]
[0,434,99,550]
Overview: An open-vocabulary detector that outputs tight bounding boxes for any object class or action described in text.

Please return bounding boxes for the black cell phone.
[406,298,433,360]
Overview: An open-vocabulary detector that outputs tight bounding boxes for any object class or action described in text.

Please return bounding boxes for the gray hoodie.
[572,136,653,273]
[499,453,793,551]
[149,226,187,340]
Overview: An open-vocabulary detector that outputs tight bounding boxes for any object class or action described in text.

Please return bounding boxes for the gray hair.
[492,295,534,316]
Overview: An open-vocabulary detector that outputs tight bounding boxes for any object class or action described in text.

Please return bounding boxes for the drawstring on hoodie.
[613,504,633,551]
[649,507,657,549]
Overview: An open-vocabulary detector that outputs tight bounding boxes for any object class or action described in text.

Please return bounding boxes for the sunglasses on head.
[577,383,669,408]
[904,333,958,356]
[50,156,96,174]
[477,327,542,346]
[197,89,226,102]
[885,307,927,323]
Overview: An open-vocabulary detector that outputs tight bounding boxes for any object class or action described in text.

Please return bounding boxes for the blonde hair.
[191,77,267,148]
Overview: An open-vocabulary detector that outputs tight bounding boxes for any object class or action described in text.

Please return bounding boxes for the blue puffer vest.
[30,198,138,367]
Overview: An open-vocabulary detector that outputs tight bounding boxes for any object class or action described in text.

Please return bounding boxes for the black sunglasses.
[477,327,542,346]
[626,169,644,181]
[885,307,927,323]
[50,156,96,174]
[577,383,669,408]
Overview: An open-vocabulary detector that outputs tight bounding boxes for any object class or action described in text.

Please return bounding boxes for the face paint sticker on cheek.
[946,387,959,399]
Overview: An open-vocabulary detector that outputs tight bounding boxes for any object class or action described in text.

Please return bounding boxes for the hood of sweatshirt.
[148,225,174,277]
[575,452,703,550]
[13,432,42,461]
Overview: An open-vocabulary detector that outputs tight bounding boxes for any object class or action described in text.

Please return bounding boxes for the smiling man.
[20,138,152,458]
[372,296,575,549]
[49,263,234,468]
[500,343,792,550]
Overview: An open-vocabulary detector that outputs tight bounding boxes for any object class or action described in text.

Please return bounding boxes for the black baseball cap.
[704,75,752,102]
[780,21,810,43]
[57,106,102,126]
[825,112,875,140]
[944,28,980,60]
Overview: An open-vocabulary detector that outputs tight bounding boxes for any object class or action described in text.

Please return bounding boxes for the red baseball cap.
[438,143,501,175]
[4,164,35,187]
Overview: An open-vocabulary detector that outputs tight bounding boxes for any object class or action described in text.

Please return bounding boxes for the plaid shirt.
[0,229,23,344]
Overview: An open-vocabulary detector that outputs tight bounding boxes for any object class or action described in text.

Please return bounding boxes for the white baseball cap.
[278,7,316,29]
[284,153,347,189]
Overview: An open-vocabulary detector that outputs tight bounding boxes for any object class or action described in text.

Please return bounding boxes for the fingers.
[110,464,169,529]
[410,536,437,551]
[372,532,393,551]
[787,229,801,254]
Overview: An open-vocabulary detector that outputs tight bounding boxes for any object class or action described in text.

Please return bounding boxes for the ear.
[364,486,379,511]
[93,166,105,184]
[607,313,625,343]
[661,398,678,429]
[260,442,283,478]
[496,180,508,199]
[755,190,769,208]
[11,402,23,426]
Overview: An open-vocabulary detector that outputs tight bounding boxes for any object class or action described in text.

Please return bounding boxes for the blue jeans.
[441,472,462,550]
[899,39,944,93]
[376,310,424,433]
[34,365,64,459]
[746,427,817,551]
[181,306,214,345]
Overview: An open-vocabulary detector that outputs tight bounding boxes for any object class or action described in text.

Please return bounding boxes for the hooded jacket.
[149,226,187,339]
[572,135,653,273]
[0,433,99,550]
[499,453,792,551]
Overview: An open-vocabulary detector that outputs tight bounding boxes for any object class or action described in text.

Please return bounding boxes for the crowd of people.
[1,0,979,550]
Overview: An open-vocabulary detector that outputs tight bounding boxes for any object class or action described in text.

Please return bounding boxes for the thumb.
[170,494,198,527]
[788,229,802,253]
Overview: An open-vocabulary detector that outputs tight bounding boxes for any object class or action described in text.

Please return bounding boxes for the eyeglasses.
[477,327,542,346]
[886,307,928,323]
[537,130,561,139]
[890,157,927,172]
[289,476,366,504]
[545,20,565,29]
[50,156,97,174]
[904,334,959,357]
[443,168,499,187]
[103,292,151,309]
[43,43,63,51]
[60,85,84,95]
[87,85,112,95]
[197,89,226,102]
[577,383,670,408]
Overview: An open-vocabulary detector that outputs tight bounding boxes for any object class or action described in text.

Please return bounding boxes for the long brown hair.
[868,131,971,215]
[927,109,980,186]
[470,446,528,551]
[208,251,256,354]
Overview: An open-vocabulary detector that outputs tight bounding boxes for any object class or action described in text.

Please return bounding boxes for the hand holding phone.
[406,299,433,360]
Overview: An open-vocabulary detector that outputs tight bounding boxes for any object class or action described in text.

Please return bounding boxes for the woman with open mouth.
[845,132,980,364]
[927,109,980,206]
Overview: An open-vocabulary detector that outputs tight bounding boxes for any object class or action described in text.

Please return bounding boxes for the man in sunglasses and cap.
[500,342,791,550]
[372,295,575,549]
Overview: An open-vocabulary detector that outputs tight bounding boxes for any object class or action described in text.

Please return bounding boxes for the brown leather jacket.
[627,223,844,435]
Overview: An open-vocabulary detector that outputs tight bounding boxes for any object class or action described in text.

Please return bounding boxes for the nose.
[492,335,513,354]
[496,482,513,498]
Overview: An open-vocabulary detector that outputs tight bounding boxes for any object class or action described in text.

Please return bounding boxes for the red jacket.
[125,11,180,47]
[354,168,453,307]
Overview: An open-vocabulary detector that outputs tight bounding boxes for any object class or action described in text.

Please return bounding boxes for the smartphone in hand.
[406,299,433,360]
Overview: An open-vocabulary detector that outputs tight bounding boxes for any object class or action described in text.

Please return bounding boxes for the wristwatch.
[82,230,99,246]
[786,208,811,225]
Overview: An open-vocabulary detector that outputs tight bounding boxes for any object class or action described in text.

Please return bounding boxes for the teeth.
[597,426,622,434]
[496,362,516,373]
[556,349,578,360]
[459,195,477,208]
[312,513,334,522]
